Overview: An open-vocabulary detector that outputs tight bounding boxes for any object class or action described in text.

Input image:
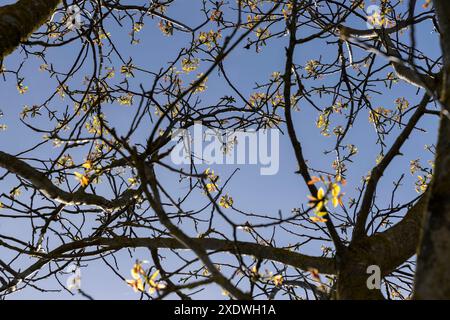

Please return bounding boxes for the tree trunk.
[414,0,450,299]
[336,245,384,300]
[0,0,61,59]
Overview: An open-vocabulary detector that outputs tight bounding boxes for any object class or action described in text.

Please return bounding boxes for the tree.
[0,0,445,300]
[0,0,61,59]
[414,0,450,299]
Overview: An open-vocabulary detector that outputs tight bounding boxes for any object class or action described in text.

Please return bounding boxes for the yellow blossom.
[17,84,28,94]
[82,159,93,171]
[181,58,199,73]
[219,194,234,209]
[131,262,145,280]
[272,274,283,286]
[126,278,144,292]
[74,172,89,187]
[308,187,326,213]
[147,270,166,294]
[331,183,341,208]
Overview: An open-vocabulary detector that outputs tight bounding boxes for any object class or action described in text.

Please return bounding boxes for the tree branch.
[0,236,336,294]
[338,17,437,90]
[283,2,344,254]
[0,151,139,211]
[353,94,430,239]
[0,0,61,59]
[362,193,428,275]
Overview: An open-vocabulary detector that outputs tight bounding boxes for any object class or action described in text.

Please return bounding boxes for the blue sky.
[0,0,441,299]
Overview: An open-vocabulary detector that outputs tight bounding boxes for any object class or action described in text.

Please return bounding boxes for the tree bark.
[0,0,61,59]
[414,0,450,300]
[336,252,384,300]
[334,195,427,299]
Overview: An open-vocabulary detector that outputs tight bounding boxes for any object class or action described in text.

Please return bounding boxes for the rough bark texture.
[336,254,385,300]
[414,0,450,300]
[414,119,450,299]
[0,0,61,59]
[334,195,427,299]
[367,194,428,275]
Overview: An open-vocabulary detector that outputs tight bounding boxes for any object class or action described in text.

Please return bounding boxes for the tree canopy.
[0,0,449,300]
